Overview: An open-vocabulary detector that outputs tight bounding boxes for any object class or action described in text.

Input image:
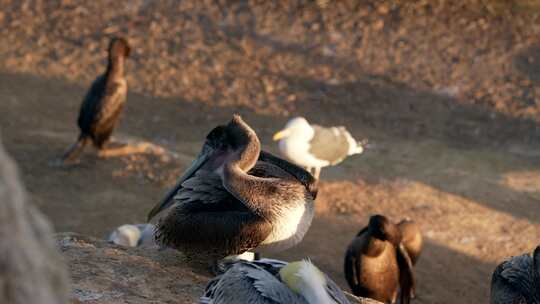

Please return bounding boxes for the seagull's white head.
[108,224,141,247]
[279,260,335,303]
[273,117,313,141]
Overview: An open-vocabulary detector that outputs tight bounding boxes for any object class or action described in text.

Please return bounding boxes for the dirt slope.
[1,1,540,303]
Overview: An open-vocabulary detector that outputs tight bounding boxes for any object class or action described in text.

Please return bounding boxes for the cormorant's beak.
[147,150,211,221]
[272,129,291,141]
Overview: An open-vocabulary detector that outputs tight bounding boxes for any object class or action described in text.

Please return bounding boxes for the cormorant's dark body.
[77,74,125,148]
[61,37,130,161]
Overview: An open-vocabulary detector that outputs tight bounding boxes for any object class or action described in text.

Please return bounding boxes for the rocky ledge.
[57,233,380,304]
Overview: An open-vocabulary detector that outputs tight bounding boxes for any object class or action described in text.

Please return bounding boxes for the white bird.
[200,258,351,304]
[107,223,157,248]
[273,117,365,178]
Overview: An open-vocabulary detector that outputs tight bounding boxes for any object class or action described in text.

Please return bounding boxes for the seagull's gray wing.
[309,125,352,164]
[201,261,306,304]
[325,275,352,304]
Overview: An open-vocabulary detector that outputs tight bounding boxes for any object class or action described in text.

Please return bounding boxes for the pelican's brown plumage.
[490,246,540,304]
[147,115,318,262]
[344,215,415,304]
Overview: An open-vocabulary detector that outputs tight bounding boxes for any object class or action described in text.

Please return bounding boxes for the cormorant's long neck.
[106,56,125,79]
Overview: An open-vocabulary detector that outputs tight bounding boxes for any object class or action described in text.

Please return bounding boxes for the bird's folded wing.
[325,275,352,304]
[396,243,415,304]
[309,125,351,164]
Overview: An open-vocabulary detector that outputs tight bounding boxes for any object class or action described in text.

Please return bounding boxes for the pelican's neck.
[222,163,272,218]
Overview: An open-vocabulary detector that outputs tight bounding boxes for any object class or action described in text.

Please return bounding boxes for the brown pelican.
[0,139,69,304]
[107,223,157,248]
[147,115,318,264]
[344,215,415,304]
[273,117,366,178]
[490,246,540,304]
[59,37,152,163]
[200,258,351,303]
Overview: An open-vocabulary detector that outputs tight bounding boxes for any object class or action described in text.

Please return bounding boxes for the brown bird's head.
[368,214,401,245]
[108,37,131,60]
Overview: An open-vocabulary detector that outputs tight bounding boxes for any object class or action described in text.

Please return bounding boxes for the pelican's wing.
[175,170,228,205]
[325,275,352,304]
[201,261,305,304]
[490,254,534,304]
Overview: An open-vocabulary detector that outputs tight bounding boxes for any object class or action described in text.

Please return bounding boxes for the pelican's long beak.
[273,129,291,141]
[147,150,211,221]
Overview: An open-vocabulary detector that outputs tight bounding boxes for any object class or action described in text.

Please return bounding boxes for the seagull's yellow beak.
[273,129,291,141]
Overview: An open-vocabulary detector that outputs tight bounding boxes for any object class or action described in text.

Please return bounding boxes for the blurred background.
[1,1,540,303]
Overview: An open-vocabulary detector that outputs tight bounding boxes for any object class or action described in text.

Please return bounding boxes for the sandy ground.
[2,1,540,303]
[2,70,540,304]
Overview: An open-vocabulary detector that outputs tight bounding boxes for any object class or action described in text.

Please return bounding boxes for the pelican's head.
[273,117,313,141]
[279,260,334,303]
[147,115,260,220]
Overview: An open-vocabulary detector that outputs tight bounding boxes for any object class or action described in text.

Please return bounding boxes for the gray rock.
[0,140,70,304]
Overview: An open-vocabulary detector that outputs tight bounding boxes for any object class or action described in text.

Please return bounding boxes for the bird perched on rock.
[59,37,155,164]
[147,115,318,268]
[273,117,365,178]
[397,218,423,265]
[200,258,351,304]
[107,223,157,248]
[0,139,69,304]
[490,246,540,304]
[344,215,415,304]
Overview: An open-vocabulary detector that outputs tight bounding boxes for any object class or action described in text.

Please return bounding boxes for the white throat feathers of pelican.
[279,260,335,304]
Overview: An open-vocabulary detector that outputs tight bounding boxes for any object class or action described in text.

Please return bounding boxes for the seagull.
[147,115,318,266]
[344,215,415,304]
[490,246,540,304]
[273,117,365,178]
[200,258,351,304]
[107,224,157,248]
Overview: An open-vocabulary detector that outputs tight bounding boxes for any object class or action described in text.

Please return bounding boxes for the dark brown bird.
[344,215,415,304]
[397,218,423,265]
[490,246,540,304]
[60,37,132,163]
[147,115,317,264]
